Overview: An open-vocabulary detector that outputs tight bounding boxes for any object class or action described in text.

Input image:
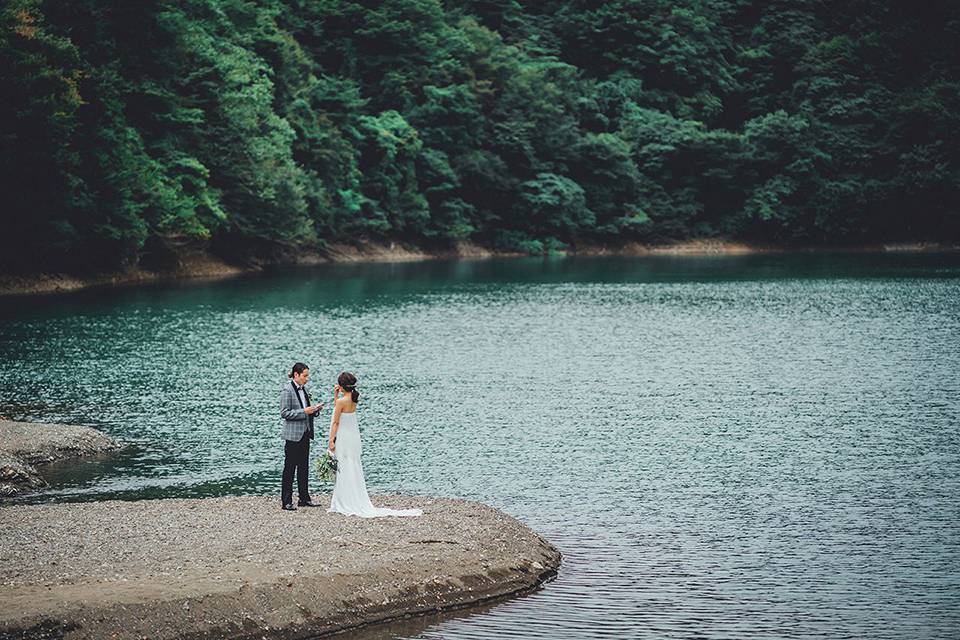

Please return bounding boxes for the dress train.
[327,411,421,518]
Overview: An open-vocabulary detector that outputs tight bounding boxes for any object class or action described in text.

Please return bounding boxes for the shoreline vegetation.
[0,495,561,640]
[3,3,958,278]
[1,239,956,297]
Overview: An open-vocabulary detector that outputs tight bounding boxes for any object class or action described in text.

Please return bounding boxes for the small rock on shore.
[0,420,119,497]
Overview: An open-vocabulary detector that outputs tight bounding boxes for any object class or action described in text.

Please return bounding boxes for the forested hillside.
[2,0,958,271]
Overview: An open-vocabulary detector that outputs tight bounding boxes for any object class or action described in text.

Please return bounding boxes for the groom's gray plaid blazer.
[280,381,315,441]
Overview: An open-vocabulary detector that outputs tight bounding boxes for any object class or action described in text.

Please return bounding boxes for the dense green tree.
[0,0,957,271]
[1,0,85,269]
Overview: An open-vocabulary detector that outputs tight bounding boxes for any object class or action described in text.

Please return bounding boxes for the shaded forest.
[2,0,958,272]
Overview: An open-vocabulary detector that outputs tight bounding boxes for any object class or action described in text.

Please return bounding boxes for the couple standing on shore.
[279,362,422,518]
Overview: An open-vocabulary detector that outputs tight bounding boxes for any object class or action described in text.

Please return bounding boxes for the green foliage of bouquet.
[315,450,338,484]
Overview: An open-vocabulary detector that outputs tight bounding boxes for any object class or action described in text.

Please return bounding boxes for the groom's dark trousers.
[281,431,311,506]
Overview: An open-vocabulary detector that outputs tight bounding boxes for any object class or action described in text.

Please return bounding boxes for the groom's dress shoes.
[282,503,297,511]
[298,500,319,507]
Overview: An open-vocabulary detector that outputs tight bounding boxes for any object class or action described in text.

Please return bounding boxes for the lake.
[1,252,959,639]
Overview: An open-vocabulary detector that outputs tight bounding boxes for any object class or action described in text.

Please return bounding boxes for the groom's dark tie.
[304,388,314,436]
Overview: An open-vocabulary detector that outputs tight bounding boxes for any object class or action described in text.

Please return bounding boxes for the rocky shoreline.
[0,420,119,497]
[0,495,561,639]
[1,239,954,297]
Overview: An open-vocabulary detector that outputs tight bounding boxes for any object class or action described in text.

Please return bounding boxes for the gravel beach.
[0,495,560,639]
[0,421,119,497]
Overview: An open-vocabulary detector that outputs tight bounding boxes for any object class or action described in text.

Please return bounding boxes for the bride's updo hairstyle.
[338,371,360,403]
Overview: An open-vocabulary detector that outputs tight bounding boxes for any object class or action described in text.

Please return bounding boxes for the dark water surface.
[2,253,959,639]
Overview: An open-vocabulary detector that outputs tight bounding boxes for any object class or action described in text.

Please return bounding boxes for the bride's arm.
[328,399,342,452]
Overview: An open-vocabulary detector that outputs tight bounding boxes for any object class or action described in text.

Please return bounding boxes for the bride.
[326,372,422,518]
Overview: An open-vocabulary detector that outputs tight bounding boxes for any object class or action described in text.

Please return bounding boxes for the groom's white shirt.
[295,384,308,408]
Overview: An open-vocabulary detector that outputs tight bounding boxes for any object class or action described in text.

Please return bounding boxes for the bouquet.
[315,450,338,484]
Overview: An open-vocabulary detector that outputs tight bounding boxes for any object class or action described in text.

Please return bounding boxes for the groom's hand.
[305,403,324,415]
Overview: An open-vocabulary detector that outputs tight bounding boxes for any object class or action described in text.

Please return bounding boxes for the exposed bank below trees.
[0,239,956,297]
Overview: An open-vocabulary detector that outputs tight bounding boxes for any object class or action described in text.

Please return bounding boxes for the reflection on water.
[1,252,959,639]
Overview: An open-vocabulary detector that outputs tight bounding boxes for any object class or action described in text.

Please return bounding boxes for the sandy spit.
[0,495,560,639]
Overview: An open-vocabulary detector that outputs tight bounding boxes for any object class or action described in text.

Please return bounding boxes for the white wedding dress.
[328,410,422,518]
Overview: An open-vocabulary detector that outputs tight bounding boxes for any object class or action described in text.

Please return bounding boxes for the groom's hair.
[288,362,309,379]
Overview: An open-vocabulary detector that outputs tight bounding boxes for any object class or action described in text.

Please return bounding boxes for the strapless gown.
[327,411,422,518]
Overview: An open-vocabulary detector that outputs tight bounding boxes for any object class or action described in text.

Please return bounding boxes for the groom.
[280,362,324,511]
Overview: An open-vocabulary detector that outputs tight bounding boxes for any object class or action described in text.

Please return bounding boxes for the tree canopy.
[2,0,957,271]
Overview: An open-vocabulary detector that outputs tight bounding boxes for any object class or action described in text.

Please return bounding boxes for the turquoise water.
[1,253,959,639]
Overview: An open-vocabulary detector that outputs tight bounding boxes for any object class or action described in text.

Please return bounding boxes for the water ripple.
[1,254,959,638]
